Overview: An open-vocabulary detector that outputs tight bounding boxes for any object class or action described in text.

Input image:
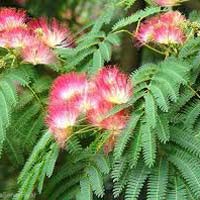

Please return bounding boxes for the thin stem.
[116,0,127,7]
[113,29,133,37]
[67,126,97,142]
[135,19,142,35]
[26,85,45,112]
[187,84,200,99]
[77,117,87,123]
[144,44,166,56]
[185,29,194,43]
[74,126,96,134]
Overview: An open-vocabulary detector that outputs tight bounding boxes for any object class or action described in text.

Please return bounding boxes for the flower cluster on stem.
[135,11,186,46]
[46,66,133,153]
[0,7,74,65]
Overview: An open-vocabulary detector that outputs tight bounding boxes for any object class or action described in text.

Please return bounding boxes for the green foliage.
[13,131,59,200]
[117,0,137,9]
[1,1,200,200]
[0,65,34,158]
[147,158,169,200]
[169,150,200,199]
[125,161,150,200]
[114,112,142,159]
[166,177,188,200]
[112,7,162,31]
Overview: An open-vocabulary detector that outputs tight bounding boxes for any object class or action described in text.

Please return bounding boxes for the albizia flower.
[154,0,187,6]
[29,17,74,48]
[134,22,155,44]
[87,101,129,131]
[21,42,56,65]
[0,7,27,31]
[154,25,185,44]
[135,11,186,45]
[160,11,186,26]
[94,66,133,104]
[1,27,35,49]
[49,72,88,105]
[71,83,102,113]
[46,103,80,147]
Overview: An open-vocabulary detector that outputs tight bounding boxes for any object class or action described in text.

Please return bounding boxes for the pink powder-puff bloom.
[21,42,56,65]
[135,16,160,44]
[1,27,35,49]
[28,17,74,48]
[154,0,187,7]
[87,101,129,131]
[159,11,186,26]
[49,72,88,104]
[0,7,27,31]
[46,103,80,147]
[154,25,185,44]
[135,11,186,45]
[71,82,102,113]
[94,66,133,104]
[135,22,155,45]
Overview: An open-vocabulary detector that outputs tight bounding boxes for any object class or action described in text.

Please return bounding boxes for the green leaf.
[86,165,104,197]
[114,112,142,159]
[144,92,157,128]
[169,151,200,198]
[45,143,59,177]
[150,84,169,112]
[166,177,187,200]
[141,123,156,167]
[125,161,150,200]
[99,42,111,62]
[106,33,121,45]
[112,7,162,31]
[78,177,93,200]
[148,158,169,200]
[92,49,103,73]
[155,115,170,143]
[112,157,128,182]
[93,154,110,175]
[128,130,142,168]
[170,128,200,158]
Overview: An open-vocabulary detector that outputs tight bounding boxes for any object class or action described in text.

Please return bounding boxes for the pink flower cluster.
[0,7,74,65]
[46,66,133,152]
[135,11,186,45]
[154,0,187,7]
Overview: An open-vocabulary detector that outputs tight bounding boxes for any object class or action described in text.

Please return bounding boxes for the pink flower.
[160,11,186,26]
[154,25,185,44]
[71,82,102,113]
[154,0,187,7]
[135,16,160,44]
[49,72,88,105]
[21,42,56,65]
[135,11,186,45]
[0,27,35,49]
[0,7,27,31]
[135,22,155,44]
[28,17,74,48]
[87,101,129,131]
[46,103,80,147]
[94,66,133,104]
